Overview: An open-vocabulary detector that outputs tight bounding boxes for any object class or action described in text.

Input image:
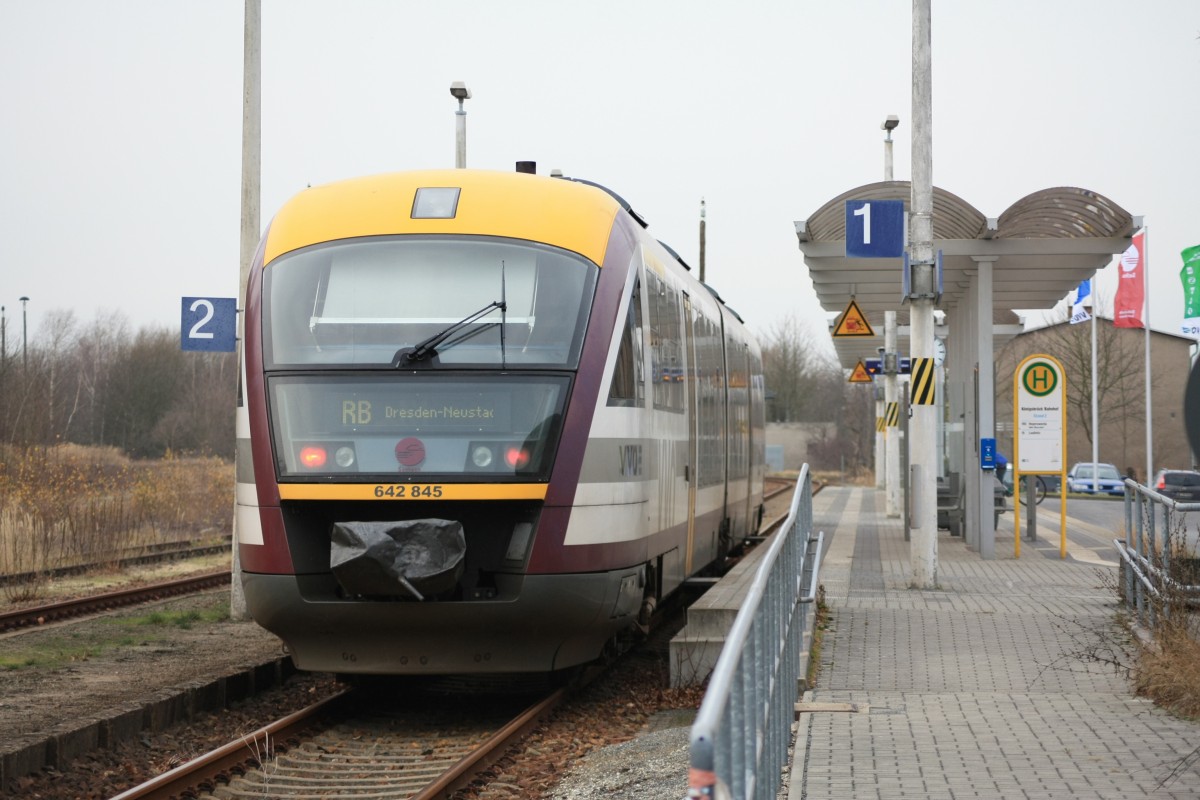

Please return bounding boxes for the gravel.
[1,587,707,799]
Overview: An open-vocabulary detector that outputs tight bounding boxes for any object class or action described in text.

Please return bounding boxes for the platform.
[787,485,1200,799]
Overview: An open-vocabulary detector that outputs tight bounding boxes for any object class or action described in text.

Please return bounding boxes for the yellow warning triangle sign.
[832,299,875,337]
[848,360,874,383]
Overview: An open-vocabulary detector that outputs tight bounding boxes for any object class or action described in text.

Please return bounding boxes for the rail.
[687,463,822,800]
[1113,479,1200,632]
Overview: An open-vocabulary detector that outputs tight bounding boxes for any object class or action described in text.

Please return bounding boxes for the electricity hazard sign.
[832,300,875,337]
[848,361,874,383]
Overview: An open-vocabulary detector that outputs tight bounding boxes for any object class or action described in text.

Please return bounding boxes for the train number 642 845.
[372,484,444,499]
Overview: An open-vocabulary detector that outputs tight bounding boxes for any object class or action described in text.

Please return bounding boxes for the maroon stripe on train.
[239,505,296,573]
[529,215,639,574]
[243,228,282,510]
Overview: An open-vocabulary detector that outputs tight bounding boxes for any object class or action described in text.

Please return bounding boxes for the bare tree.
[760,314,838,422]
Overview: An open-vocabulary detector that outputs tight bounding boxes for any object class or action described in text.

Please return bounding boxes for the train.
[235,167,766,675]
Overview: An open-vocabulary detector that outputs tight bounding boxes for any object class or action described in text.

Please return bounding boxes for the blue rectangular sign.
[845,199,905,258]
[980,437,996,470]
[181,297,237,352]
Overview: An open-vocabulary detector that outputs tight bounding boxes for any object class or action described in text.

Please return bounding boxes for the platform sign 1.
[845,199,905,258]
[181,297,237,352]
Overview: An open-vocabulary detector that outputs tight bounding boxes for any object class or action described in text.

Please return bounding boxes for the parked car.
[1152,469,1200,503]
[1066,462,1125,496]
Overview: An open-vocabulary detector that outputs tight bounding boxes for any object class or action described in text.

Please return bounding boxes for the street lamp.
[450,81,471,169]
[881,115,899,181]
[18,296,29,371]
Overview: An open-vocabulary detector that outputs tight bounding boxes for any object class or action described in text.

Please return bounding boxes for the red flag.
[1114,231,1145,328]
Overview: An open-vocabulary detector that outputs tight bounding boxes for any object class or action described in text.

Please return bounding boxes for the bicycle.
[1015,474,1047,506]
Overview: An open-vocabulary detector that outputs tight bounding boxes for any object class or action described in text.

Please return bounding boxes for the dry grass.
[1119,506,1200,721]
[0,445,232,602]
[1134,615,1200,720]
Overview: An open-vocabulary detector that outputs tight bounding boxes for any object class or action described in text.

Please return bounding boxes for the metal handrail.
[687,465,822,800]
[1115,479,1200,629]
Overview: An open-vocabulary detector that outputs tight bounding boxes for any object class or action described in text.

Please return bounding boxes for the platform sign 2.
[181,297,237,352]
[845,199,905,258]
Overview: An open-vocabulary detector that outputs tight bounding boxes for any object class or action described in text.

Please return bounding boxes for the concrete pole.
[909,0,938,587]
[699,199,707,283]
[886,311,901,517]
[875,395,885,489]
[455,101,467,168]
[973,257,996,559]
[231,0,261,621]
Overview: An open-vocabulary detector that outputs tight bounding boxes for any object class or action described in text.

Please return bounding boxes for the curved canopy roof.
[794,183,1135,366]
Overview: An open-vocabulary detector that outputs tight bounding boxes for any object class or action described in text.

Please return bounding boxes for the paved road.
[1002,495,1126,564]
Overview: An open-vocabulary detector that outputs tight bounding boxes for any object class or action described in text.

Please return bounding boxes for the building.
[993,320,1197,479]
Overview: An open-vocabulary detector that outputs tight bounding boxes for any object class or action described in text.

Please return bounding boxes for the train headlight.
[334,446,356,468]
[299,446,327,469]
[471,445,494,468]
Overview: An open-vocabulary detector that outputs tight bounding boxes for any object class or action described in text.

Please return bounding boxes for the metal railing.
[687,464,823,800]
[1113,479,1200,631]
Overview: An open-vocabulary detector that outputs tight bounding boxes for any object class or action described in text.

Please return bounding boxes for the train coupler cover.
[330,519,466,600]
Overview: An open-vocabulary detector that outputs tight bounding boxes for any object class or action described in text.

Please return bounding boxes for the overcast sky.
[2,1,1198,356]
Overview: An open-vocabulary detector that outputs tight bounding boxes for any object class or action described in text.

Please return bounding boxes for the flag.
[1069,279,1091,324]
[1113,230,1145,328]
[1181,245,1200,338]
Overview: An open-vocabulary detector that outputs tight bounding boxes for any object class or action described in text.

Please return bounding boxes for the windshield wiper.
[394,300,506,365]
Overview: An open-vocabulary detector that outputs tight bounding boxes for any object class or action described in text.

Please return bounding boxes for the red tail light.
[504,446,531,469]
[299,446,328,468]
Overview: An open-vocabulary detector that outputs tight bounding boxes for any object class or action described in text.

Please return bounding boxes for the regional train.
[235,167,766,675]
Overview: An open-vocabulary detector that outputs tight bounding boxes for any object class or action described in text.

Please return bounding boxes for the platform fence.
[1113,479,1200,633]
[687,464,823,800]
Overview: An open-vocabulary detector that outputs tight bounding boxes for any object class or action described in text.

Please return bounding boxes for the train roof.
[263,170,622,267]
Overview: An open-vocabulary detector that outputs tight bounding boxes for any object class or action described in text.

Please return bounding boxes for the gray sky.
[2,1,1198,355]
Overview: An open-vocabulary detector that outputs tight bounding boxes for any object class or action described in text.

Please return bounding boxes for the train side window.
[648,272,684,413]
[607,278,644,407]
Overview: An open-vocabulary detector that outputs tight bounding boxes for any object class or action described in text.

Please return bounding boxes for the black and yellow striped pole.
[910,358,935,406]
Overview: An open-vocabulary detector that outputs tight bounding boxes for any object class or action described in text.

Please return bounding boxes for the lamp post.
[882,115,899,181]
[881,116,901,516]
[450,81,471,169]
[18,296,29,372]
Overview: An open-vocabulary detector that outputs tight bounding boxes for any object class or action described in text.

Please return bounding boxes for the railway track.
[0,536,231,588]
[112,679,566,799]
[0,570,231,633]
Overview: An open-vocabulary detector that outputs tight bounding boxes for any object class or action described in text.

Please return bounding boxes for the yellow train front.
[237,168,766,675]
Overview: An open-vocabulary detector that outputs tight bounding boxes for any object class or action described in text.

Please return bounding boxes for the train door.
[683,292,698,574]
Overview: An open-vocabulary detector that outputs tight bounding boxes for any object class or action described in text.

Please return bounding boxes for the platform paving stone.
[787,486,1200,799]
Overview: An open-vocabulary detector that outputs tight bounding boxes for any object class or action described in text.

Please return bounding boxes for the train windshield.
[269,374,569,480]
[264,236,597,368]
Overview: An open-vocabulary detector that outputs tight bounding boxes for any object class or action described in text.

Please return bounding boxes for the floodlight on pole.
[450,81,471,169]
[882,115,899,181]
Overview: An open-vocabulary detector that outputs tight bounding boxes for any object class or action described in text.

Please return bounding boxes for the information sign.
[1013,353,1068,559]
[181,297,237,352]
[845,199,905,258]
[1014,356,1065,473]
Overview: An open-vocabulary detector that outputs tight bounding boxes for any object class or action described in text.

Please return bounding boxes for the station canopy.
[794,182,1135,367]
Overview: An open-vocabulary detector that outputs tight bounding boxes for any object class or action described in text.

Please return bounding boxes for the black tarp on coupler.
[330,519,466,600]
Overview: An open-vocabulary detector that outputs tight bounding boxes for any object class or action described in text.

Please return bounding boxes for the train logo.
[395,437,427,468]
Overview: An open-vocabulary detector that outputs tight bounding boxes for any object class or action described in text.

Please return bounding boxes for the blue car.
[1066,462,1125,496]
